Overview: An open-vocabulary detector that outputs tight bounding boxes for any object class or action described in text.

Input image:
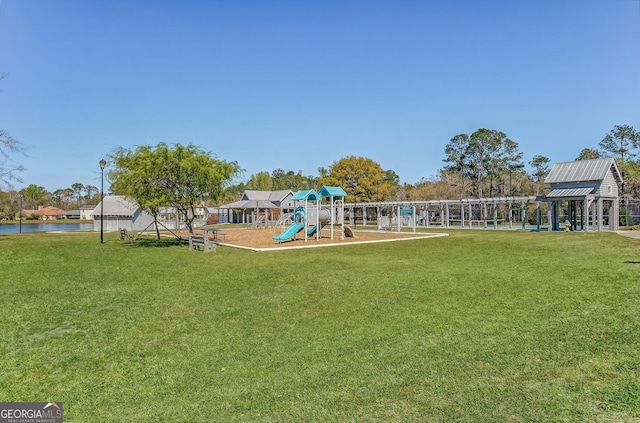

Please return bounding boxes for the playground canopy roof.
[291,189,321,201]
[291,186,347,201]
[319,186,347,197]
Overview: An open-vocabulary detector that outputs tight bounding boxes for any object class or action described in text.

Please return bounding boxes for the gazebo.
[218,190,294,226]
[545,158,622,231]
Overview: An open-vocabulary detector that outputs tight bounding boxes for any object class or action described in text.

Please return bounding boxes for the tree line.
[0,182,100,219]
[1,122,639,222]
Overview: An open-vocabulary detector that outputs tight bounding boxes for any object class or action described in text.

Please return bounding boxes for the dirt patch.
[192,227,444,251]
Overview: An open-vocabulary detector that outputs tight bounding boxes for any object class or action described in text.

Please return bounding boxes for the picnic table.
[203,227,226,242]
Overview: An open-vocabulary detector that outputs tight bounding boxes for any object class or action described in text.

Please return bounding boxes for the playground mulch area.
[210,227,442,250]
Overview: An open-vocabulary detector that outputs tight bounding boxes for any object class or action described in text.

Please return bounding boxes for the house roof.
[38,206,66,216]
[92,195,140,217]
[241,190,293,202]
[220,200,279,209]
[545,158,622,184]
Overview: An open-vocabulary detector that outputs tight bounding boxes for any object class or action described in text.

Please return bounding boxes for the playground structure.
[272,186,355,242]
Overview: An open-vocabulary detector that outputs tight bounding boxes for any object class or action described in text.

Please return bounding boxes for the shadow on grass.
[623,261,640,264]
[125,238,188,248]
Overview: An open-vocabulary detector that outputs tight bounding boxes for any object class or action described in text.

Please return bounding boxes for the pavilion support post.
[597,198,603,231]
[412,206,417,232]
[509,202,513,229]
[445,203,450,228]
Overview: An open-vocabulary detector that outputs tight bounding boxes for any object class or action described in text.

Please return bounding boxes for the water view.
[0,223,93,235]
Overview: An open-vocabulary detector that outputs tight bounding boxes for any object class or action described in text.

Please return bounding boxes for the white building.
[91,195,155,232]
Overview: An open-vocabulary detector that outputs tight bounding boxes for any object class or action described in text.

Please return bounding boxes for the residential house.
[62,210,81,219]
[22,205,67,220]
[80,205,96,220]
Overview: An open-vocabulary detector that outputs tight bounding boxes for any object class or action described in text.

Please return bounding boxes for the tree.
[318,156,394,202]
[71,183,85,208]
[576,148,601,160]
[22,184,47,209]
[270,169,316,191]
[443,128,523,198]
[599,124,640,162]
[52,188,73,210]
[0,74,26,188]
[246,171,273,191]
[109,142,242,237]
[599,124,640,196]
[529,155,551,195]
[412,171,462,201]
[0,190,18,219]
[84,185,99,204]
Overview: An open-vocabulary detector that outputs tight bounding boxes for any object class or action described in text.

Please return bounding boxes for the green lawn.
[1,229,639,422]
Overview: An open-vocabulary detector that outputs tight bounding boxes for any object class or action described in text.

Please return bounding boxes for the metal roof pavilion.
[545,157,621,184]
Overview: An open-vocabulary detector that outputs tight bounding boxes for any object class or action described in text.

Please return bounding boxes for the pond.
[0,223,94,235]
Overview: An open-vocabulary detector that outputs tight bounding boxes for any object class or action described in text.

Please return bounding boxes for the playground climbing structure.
[272,186,353,243]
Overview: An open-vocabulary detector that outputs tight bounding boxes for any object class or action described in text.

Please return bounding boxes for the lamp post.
[509,164,525,197]
[352,181,358,229]
[19,194,23,233]
[99,158,106,243]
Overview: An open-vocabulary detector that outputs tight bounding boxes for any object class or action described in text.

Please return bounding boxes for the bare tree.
[0,74,26,187]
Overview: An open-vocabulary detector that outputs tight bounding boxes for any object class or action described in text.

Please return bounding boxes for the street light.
[19,193,23,234]
[99,158,106,243]
[352,181,358,229]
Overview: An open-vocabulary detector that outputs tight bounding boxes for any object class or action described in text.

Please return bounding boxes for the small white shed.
[91,195,155,232]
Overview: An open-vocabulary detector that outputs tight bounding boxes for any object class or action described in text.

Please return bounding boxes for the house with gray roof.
[91,195,155,232]
[545,157,621,231]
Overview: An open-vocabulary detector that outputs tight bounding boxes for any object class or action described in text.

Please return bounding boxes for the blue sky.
[1,0,639,192]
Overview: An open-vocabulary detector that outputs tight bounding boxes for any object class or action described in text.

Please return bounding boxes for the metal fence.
[620,198,640,227]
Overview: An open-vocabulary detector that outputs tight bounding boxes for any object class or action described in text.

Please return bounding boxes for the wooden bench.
[119,228,134,241]
[189,233,216,253]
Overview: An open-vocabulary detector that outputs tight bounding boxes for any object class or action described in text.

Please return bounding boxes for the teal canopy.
[318,186,347,197]
[291,189,321,201]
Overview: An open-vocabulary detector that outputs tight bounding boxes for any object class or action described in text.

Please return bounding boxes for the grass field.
[1,229,639,422]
